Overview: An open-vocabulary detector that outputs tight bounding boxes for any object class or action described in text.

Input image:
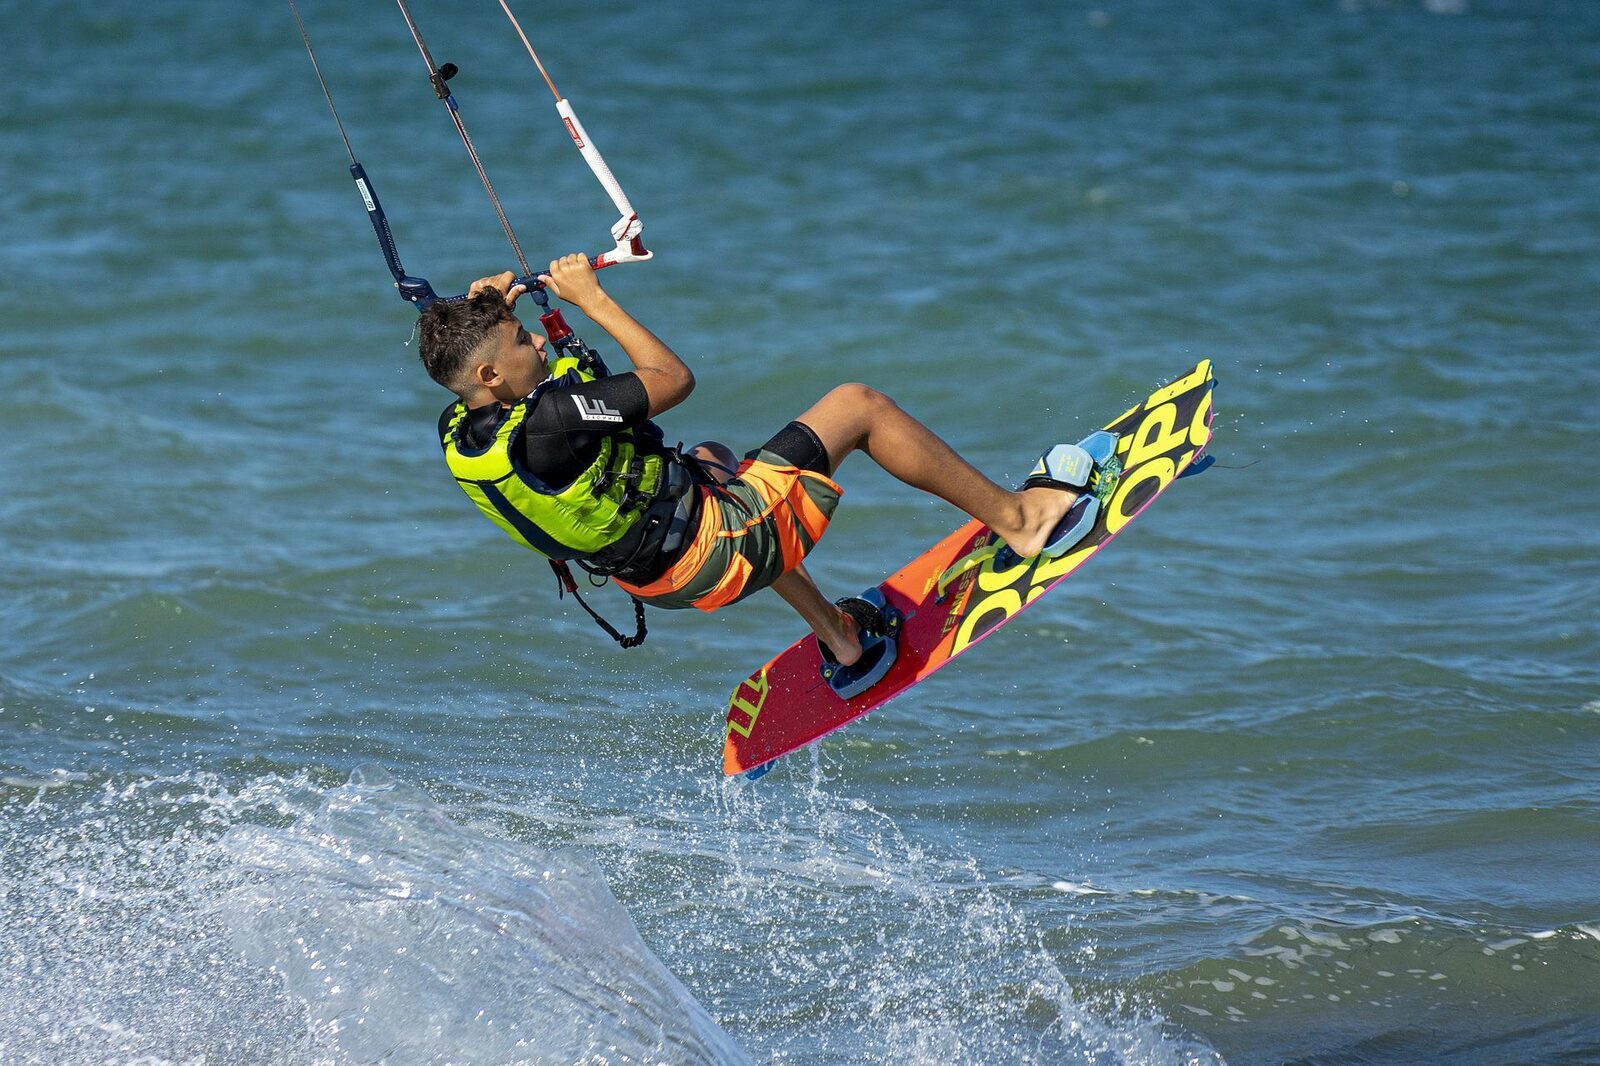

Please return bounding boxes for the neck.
[458,366,551,410]
[457,386,501,410]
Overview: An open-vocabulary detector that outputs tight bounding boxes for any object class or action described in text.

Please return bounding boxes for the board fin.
[1178,452,1215,478]
[741,760,776,781]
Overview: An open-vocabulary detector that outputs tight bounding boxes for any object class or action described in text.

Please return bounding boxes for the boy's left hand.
[467,271,527,308]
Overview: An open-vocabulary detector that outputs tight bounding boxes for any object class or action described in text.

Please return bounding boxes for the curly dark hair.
[417,288,515,391]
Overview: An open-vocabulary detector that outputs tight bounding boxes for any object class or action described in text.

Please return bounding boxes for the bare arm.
[540,254,694,418]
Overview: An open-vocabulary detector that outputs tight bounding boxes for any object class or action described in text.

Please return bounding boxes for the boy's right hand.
[539,254,607,312]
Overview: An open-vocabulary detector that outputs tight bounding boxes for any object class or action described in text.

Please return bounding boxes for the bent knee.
[826,382,897,414]
[688,440,739,481]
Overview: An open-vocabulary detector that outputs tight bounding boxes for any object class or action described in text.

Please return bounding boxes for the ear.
[474,359,504,389]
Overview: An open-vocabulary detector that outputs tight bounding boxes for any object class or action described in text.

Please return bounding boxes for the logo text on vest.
[573,395,624,423]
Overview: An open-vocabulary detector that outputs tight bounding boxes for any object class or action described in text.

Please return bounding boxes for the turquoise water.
[4,0,1599,1062]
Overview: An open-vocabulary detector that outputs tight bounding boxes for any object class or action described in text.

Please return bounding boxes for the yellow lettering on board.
[1125,402,1187,469]
[943,367,1215,660]
[1188,389,1213,448]
[950,587,1023,657]
[725,669,769,739]
[1106,457,1176,535]
[976,548,1032,593]
[1031,539,1097,586]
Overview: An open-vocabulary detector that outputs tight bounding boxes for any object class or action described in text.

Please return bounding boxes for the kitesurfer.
[425,257,1109,669]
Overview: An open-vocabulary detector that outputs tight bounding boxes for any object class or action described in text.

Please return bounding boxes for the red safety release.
[540,307,573,345]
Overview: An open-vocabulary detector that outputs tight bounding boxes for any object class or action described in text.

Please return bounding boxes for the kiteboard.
[723,360,1216,779]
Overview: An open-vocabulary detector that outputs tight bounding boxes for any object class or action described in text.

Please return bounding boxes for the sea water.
[2,1,1597,1062]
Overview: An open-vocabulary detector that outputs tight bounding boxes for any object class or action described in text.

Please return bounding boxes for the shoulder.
[437,401,462,443]
[561,372,649,426]
[441,400,518,454]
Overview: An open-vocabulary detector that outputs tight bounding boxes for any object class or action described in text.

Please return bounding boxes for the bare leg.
[770,564,861,662]
[795,384,1078,559]
[694,442,865,662]
[746,390,1077,663]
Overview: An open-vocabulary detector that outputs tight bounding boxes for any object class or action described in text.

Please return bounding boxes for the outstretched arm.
[540,254,694,418]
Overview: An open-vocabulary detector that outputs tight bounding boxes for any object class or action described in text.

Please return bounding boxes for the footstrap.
[817,596,888,664]
[837,596,888,636]
[817,588,900,700]
[550,560,648,649]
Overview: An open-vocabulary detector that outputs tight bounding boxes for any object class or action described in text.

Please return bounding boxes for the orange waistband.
[614,460,841,607]
[614,484,720,599]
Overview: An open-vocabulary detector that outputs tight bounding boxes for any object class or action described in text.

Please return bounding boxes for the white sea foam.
[0,768,748,1064]
[218,765,748,1064]
[0,768,88,790]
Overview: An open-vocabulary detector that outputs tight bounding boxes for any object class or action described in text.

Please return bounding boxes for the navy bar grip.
[345,163,439,308]
[408,267,598,316]
[349,162,408,283]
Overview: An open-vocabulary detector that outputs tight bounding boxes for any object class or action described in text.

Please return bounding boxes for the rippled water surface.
[3,1,1598,1063]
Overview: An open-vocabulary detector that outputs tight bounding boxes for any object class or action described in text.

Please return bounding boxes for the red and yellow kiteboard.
[723,360,1216,778]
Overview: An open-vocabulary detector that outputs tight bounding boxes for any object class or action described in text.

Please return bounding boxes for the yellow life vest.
[440,356,668,561]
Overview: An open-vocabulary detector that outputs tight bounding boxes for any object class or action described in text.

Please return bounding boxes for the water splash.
[0,771,318,1062]
[487,749,1226,1065]
[0,767,747,1064]
[222,765,748,1064]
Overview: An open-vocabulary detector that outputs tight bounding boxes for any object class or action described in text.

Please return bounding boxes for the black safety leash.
[549,561,647,649]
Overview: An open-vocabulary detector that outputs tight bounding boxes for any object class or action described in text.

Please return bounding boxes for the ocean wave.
[1124,915,1600,1064]
[0,762,1225,1064]
[0,767,746,1064]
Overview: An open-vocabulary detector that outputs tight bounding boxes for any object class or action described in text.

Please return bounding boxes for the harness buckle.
[616,455,650,511]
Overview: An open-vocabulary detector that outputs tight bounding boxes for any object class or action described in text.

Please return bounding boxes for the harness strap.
[550,560,647,649]
[617,455,650,510]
